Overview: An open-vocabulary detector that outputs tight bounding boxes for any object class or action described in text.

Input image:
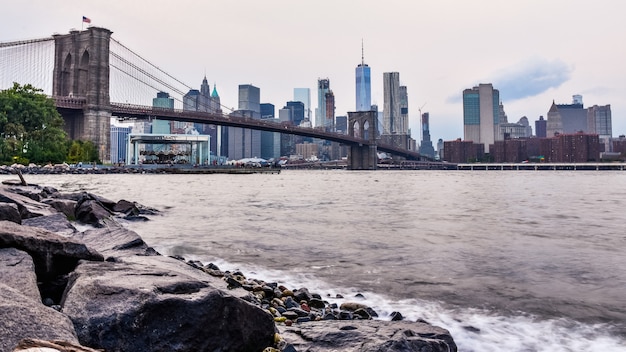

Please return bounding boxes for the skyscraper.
[110,126,131,164]
[260,103,280,160]
[260,103,275,119]
[535,116,547,138]
[382,72,400,135]
[399,85,408,134]
[588,104,612,152]
[463,83,501,153]
[546,98,587,137]
[286,101,305,126]
[325,90,335,131]
[418,112,435,158]
[238,84,261,113]
[228,84,261,159]
[293,88,311,120]
[381,72,413,149]
[355,42,371,111]
[587,104,612,138]
[315,78,330,128]
[152,91,173,134]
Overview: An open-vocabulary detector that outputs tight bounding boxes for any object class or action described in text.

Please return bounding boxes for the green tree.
[67,140,99,164]
[0,83,68,164]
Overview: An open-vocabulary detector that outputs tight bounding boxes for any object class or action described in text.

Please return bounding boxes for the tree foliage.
[67,140,99,164]
[0,83,68,164]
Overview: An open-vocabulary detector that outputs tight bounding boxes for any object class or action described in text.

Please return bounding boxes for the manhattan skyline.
[1,0,625,142]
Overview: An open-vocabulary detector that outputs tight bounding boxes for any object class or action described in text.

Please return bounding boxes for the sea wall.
[0,181,457,352]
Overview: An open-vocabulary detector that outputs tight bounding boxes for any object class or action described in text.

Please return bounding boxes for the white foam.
[188,255,625,352]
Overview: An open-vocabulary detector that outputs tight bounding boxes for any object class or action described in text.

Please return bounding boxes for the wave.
[180,254,625,352]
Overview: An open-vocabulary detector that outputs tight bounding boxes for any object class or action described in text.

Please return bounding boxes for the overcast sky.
[2,0,626,141]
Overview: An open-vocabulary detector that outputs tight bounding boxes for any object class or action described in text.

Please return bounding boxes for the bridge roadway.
[53,96,427,161]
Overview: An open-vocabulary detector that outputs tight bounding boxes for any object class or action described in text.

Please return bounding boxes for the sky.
[2,0,626,142]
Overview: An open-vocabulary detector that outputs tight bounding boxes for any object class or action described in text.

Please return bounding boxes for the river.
[4,170,625,351]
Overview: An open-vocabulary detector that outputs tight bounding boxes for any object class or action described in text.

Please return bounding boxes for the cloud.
[491,58,572,101]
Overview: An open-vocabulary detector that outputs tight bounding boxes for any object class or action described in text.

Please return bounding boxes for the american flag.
[82,16,91,23]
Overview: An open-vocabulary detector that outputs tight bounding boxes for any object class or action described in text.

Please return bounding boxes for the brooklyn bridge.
[1,27,436,169]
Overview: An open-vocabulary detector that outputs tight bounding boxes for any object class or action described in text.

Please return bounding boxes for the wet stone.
[309,298,326,309]
[282,311,299,320]
[283,296,299,309]
[390,311,404,321]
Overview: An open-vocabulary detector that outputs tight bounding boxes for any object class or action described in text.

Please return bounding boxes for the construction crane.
[418,103,427,144]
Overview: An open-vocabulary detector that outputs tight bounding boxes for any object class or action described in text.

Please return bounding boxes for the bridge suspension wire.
[0,37,54,94]
[109,38,194,109]
[108,38,234,115]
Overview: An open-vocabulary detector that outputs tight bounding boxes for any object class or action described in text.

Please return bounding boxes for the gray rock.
[309,297,326,309]
[293,287,312,302]
[0,221,104,303]
[0,249,79,352]
[13,338,102,352]
[278,320,457,352]
[72,226,155,257]
[112,199,139,215]
[0,202,21,224]
[340,302,370,311]
[74,198,113,227]
[0,248,40,301]
[0,186,56,219]
[42,198,77,219]
[61,254,277,352]
[23,213,77,237]
[390,311,404,321]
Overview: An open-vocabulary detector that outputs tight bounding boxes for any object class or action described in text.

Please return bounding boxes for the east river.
[4,170,625,351]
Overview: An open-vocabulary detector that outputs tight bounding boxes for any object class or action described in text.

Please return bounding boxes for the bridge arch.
[347,111,378,170]
[78,50,89,96]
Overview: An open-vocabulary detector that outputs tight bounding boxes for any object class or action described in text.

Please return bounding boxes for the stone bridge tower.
[52,27,112,162]
[347,110,378,170]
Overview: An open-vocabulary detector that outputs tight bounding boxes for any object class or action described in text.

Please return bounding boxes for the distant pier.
[456,163,626,171]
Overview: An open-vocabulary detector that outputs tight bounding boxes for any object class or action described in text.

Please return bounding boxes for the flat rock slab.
[62,254,276,352]
[0,187,56,219]
[71,226,153,257]
[22,213,77,237]
[0,221,103,264]
[278,320,457,352]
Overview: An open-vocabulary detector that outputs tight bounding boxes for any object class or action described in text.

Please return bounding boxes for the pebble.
[176,256,416,350]
[283,297,299,309]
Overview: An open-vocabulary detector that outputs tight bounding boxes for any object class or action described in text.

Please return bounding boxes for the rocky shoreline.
[1,164,280,176]
[0,180,457,352]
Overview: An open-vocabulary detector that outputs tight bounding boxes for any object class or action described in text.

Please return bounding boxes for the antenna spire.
[361,39,365,65]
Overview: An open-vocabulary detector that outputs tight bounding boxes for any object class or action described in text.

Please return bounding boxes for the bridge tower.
[52,27,112,162]
[347,110,378,170]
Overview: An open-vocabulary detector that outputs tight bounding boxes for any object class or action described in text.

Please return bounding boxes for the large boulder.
[278,320,457,352]
[61,254,277,352]
[0,187,56,219]
[0,221,104,304]
[0,202,21,224]
[74,197,113,227]
[0,247,40,301]
[0,248,80,352]
[41,198,78,219]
